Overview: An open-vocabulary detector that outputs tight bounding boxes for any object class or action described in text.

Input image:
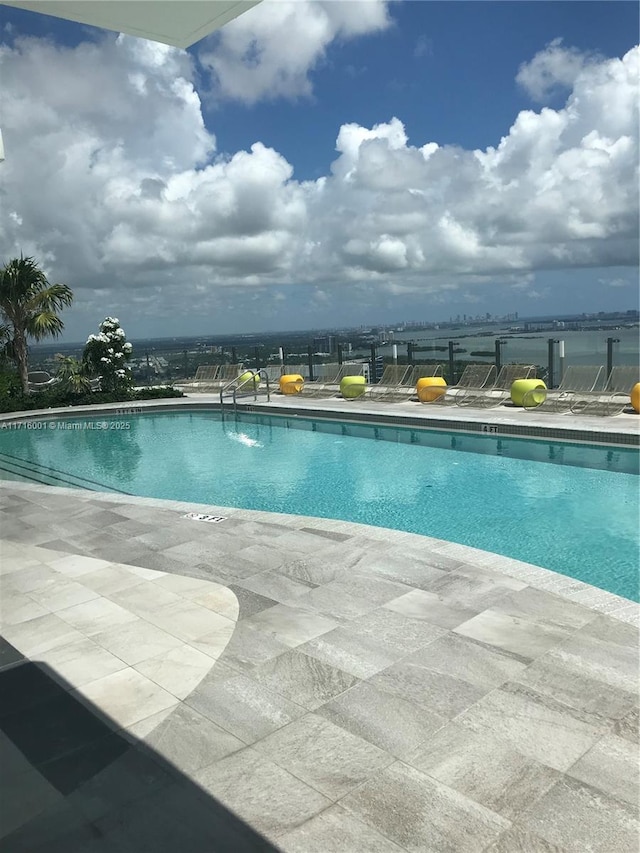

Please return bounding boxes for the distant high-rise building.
[313,335,336,353]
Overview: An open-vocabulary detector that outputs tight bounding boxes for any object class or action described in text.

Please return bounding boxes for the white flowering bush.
[83,317,133,393]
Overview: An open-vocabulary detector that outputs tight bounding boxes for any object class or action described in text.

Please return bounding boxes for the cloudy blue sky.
[0,1,638,341]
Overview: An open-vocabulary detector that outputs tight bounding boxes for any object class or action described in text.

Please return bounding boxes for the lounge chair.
[179,364,243,393]
[288,364,364,398]
[175,365,220,391]
[263,363,310,382]
[278,362,339,396]
[283,363,308,380]
[27,371,59,392]
[569,365,640,416]
[311,362,342,383]
[364,365,411,401]
[368,364,444,402]
[522,364,604,413]
[456,364,537,409]
[421,363,497,405]
[262,364,284,383]
[200,364,244,392]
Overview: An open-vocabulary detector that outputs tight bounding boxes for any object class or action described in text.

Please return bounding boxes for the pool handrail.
[228,369,271,413]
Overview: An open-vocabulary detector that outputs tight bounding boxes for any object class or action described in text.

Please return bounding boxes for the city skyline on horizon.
[32,305,639,350]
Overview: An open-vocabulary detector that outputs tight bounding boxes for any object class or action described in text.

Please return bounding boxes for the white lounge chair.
[27,371,59,392]
[364,365,412,401]
[456,364,537,409]
[198,364,244,392]
[523,365,604,413]
[369,364,444,402]
[569,365,640,416]
[421,363,497,405]
[288,364,364,398]
[175,365,220,391]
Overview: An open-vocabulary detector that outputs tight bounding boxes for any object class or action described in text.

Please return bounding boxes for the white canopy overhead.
[1,1,261,48]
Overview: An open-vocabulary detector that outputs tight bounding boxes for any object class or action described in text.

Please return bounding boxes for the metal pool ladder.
[219,369,271,415]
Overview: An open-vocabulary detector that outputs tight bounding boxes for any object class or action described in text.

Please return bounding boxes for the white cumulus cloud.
[199,0,391,104]
[516,37,602,103]
[0,25,637,336]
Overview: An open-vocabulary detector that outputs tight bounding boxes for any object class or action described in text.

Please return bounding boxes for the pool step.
[0,452,130,494]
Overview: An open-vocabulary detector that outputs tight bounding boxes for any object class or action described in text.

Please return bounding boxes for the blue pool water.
[1,411,638,601]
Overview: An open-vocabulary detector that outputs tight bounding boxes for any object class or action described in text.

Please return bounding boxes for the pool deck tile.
[339,760,511,853]
[566,732,639,808]
[317,679,448,762]
[455,682,606,772]
[298,624,415,679]
[453,609,574,661]
[0,394,638,851]
[277,803,406,853]
[253,712,394,800]
[518,775,639,853]
[249,647,361,711]
[184,671,307,744]
[405,720,561,821]
[193,747,332,838]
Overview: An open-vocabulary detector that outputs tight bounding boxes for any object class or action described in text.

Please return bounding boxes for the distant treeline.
[413,345,467,354]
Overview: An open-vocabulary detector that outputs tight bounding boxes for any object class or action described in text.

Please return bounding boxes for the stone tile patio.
[0,474,638,851]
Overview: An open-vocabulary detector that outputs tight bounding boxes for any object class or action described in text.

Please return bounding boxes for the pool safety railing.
[219,369,271,414]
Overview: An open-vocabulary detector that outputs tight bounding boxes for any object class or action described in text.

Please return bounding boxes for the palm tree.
[0,322,12,364]
[0,256,74,394]
[55,354,92,394]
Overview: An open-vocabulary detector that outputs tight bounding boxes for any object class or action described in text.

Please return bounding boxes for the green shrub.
[0,385,184,414]
[0,369,22,400]
[134,386,185,400]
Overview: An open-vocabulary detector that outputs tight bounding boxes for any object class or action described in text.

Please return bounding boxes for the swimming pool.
[1,410,638,601]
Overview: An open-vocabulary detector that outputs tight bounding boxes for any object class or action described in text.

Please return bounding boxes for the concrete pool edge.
[1,478,637,626]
